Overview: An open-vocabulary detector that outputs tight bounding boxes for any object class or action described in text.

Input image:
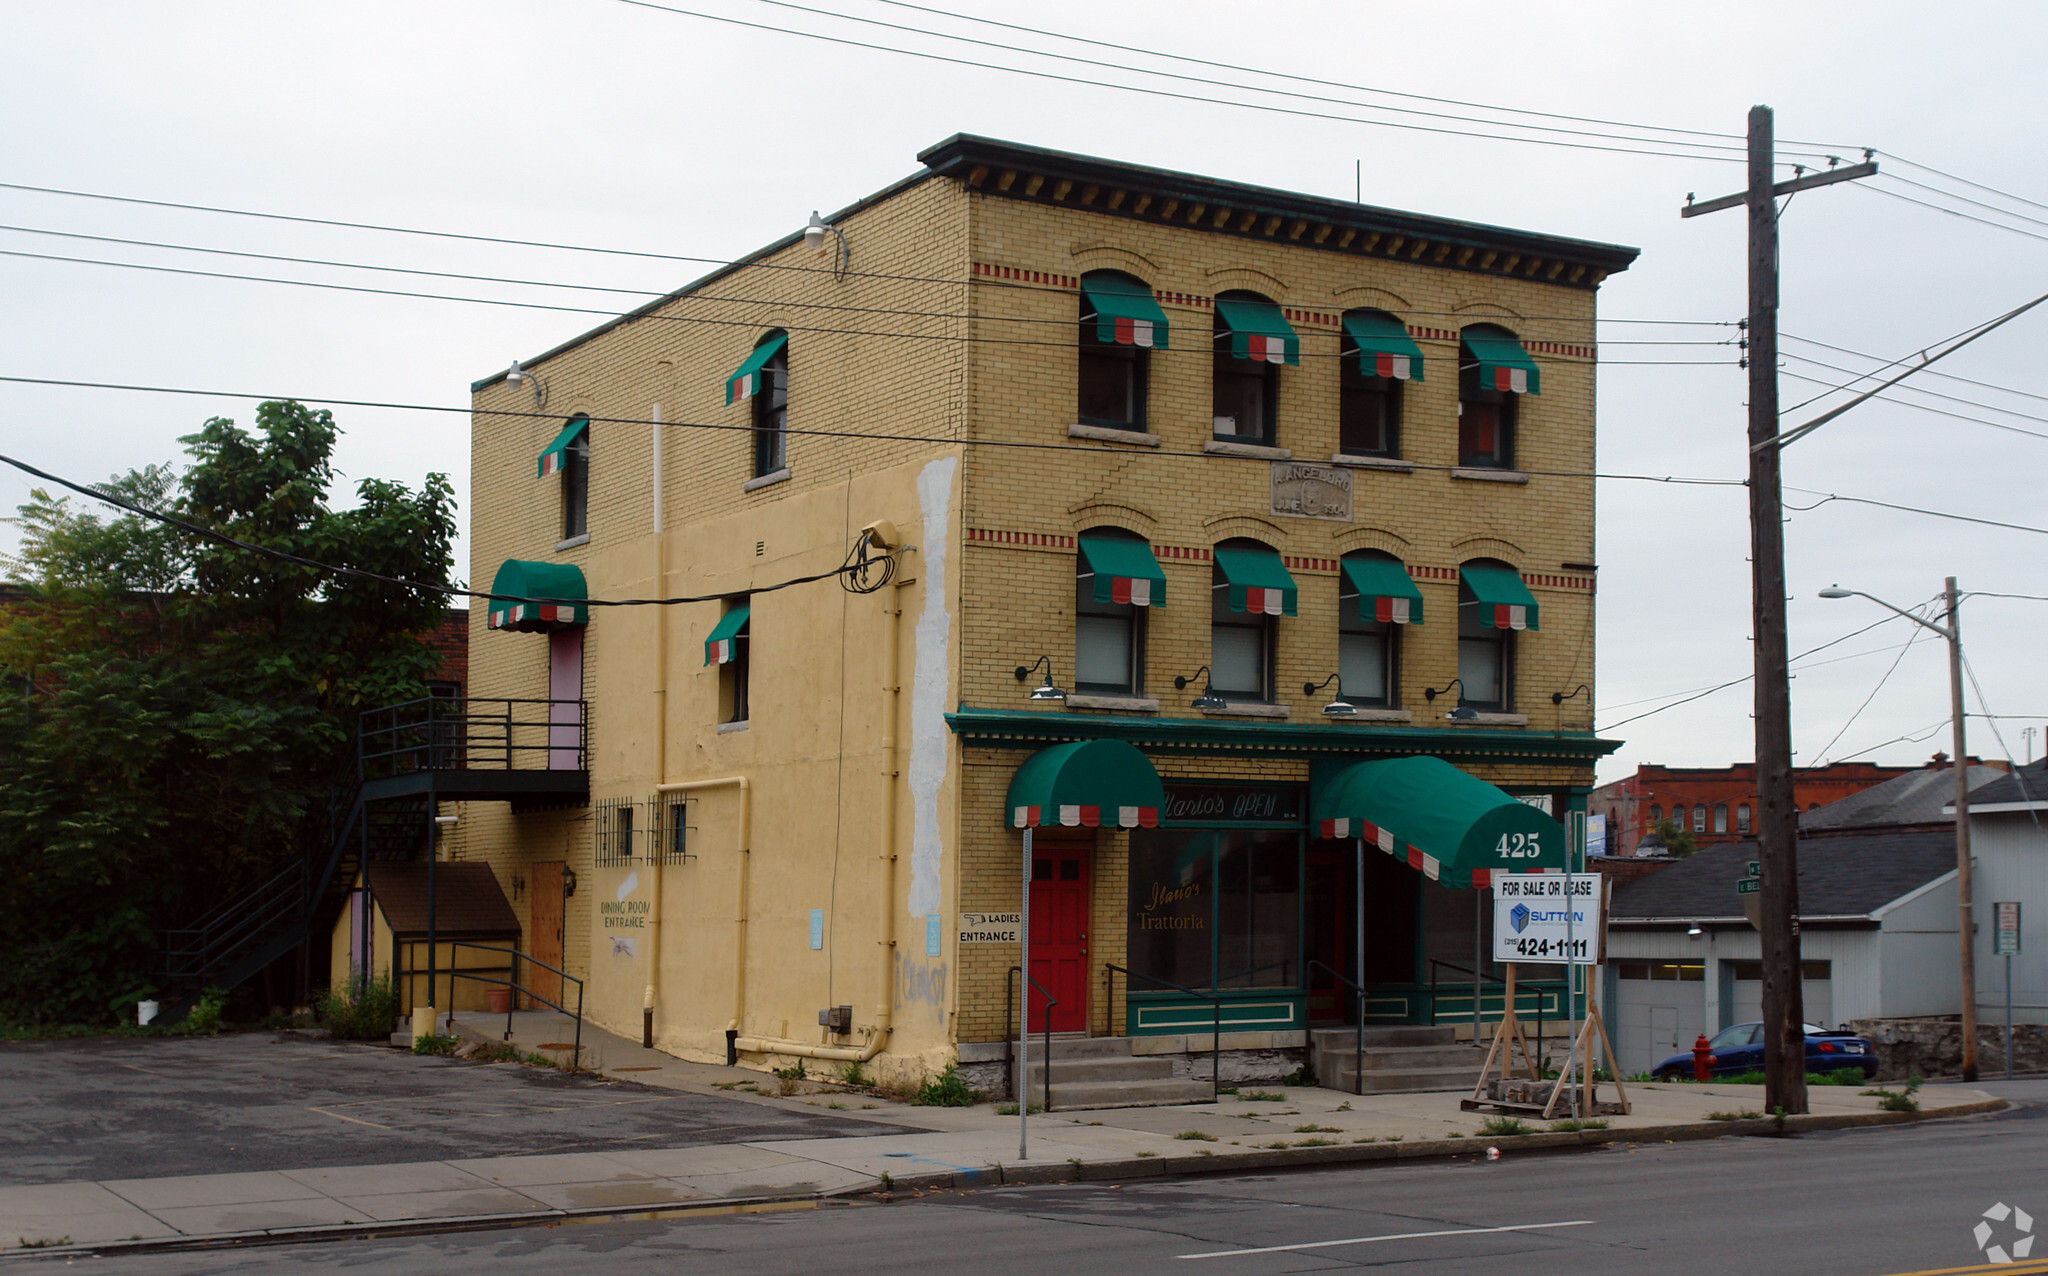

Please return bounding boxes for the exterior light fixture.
[504,358,547,407]
[1551,684,1591,707]
[1304,674,1355,717]
[434,814,458,827]
[561,865,578,898]
[1014,655,1066,701]
[803,210,850,278]
[1687,922,1704,937]
[1175,667,1227,711]
[1424,678,1478,720]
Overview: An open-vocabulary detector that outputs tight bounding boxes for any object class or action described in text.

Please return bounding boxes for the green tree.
[0,402,455,1024]
[1651,817,1699,858]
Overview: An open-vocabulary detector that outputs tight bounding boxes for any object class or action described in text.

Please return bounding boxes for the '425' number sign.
[1494,832,1545,860]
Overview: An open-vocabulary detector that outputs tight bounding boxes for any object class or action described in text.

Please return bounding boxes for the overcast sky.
[4,0,2044,784]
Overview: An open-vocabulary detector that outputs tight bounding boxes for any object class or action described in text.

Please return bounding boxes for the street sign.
[1996,902,2022,957]
[1747,861,1761,877]
[1736,878,1761,895]
[1492,874,1604,966]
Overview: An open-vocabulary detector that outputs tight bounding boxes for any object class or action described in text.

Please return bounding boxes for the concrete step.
[1326,1065,1476,1094]
[1309,1025,1458,1050]
[1047,1077,1215,1110]
[1040,1036,1136,1060]
[1022,1055,1174,1086]
[1314,1044,1480,1073]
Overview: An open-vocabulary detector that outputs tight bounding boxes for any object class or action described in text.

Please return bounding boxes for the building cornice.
[946,706,1619,767]
[920,134,1640,290]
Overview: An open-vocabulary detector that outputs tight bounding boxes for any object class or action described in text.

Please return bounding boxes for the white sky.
[3,0,2044,784]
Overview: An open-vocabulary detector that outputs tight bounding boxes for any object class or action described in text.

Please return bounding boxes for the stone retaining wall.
[1850,1015,2048,1079]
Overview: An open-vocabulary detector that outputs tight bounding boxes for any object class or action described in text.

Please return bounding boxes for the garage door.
[1729,960,1834,1030]
[1612,960,1706,1076]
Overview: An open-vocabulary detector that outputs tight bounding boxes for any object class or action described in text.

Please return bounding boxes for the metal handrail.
[1005,967,1058,1112]
[1428,957,1546,1064]
[162,859,307,985]
[1214,958,1293,989]
[1307,960,1366,1096]
[1105,964,1222,1101]
[439,941,586,1070]
[358,696,588,778]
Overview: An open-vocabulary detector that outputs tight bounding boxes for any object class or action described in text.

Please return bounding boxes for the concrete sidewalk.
[0,1017,2008,1258]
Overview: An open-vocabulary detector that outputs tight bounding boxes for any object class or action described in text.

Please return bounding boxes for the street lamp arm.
[1817,587,1954,641]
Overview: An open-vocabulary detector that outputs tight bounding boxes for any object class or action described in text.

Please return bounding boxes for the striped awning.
[537,416,588,479]
[486,559,588,632]
[704,604,750,665]
[1081,274,1170,349]
[1341,555,1423,625]
[1213,543,1297,616]
[1312,756,1565,888]
[1462,327,1541,395]
[1462,562,1540,631]
[1213,296,1299,366]
[1006,738,1164,830]
[1079,533,1166,607]
[1342,311,1424,381]
[726,332,788,405]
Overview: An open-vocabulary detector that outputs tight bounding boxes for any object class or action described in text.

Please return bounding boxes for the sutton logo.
[1510,903,1532,934]
[1974,1202,2035,1264]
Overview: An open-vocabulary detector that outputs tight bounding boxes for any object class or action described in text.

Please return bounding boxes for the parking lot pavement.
[0,1033,907,1186]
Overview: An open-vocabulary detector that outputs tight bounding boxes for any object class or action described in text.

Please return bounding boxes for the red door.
[1028,844,1089,1034]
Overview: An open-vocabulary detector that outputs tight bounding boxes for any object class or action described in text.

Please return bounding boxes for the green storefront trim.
[1126,989,1304,1036]
[1361,980,1566,1027]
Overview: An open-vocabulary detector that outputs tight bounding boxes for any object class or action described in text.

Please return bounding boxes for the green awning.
[704,604,750,666]
[1006,738,1165,829]
[1081,274,1169,349]
[1342,311,1424,381]
[1079,533,1166,607]
[726,332,788,405]
[1312,756,1564,887]
[486,560,588,632]
[537,416,588,479]
[1462,562,1540,631]
[1462,327,1541,395]
[1213,543,1297,616]
[1341,556,1423,625]
[1213,296,1299,366]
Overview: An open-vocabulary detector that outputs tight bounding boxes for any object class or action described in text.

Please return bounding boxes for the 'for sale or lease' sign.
[1491,874,1605,966]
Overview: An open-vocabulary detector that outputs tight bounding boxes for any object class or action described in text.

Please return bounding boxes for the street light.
[1820,577,1978,1081]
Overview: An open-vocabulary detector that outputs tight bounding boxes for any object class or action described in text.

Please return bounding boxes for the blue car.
[1651,1021,1879,1081]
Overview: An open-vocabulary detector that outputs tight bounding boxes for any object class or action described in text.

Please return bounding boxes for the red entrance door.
[1028,843,1089,1034]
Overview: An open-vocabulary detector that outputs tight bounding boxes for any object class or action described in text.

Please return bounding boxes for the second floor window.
[1077,270,1163,431]
[1737,803,1752,833]
[562,424,590,539]
[705,601,752,725]
[1211,293,1296,447]
[1209,539,1296,703]
[1336,550,1417,708]
[1074,529,1163,697]
[753,345,788,476]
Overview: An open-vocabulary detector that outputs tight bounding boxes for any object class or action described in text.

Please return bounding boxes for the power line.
[1779,366,2048,444]
[1782,333,2048,407]
[1875,150,2048,218]
[0,245,1738,366]
[1881,172,2048,232]
[1857,181,2048,246]
[1965,592,2048,603]
[1598,634,1925,713]
[1780,352,2048,429]
[1596,612,1909,731]
[1782,486,2048,537]
[1812,614,1930,765]
[1959,650,2043,818]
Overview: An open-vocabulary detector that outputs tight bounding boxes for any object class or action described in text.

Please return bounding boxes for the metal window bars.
[594,797,638,866]
[650,795,693,865]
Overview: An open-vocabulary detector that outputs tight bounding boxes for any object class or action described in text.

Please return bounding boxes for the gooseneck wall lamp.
[1174,667,1228,711]
[1423,678,1478,720]
[503,358,548,408]
[1303,674,1356,717]
[804,210,851,279]
[1014,656,1066,701]
[1551,684,1592,707]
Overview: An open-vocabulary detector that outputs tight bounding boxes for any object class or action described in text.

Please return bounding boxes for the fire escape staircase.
[160,696,588,1004]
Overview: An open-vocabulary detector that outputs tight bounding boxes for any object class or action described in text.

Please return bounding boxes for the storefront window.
[1128,830,1212,990]
[1216,830,1300,988]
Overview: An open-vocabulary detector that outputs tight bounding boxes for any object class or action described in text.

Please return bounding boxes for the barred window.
[595,796,639,866]
[651,795,692,865]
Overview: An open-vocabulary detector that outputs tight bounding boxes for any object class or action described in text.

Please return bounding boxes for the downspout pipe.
[646,404,666,1050]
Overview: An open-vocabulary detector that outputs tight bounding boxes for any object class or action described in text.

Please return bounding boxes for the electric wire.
[1779,367,2048,444]
[1783,333,2048,407]
[1880,172,2048,232]
[1959,650,2043,816]
[1781,487,2048,537]
[1856,181,2048,246]
[1825,715,1952,765]
[1596,635,1925,714]
[1874,150,2048,218]
[1812,613,1930,765]
[1780,353,2048,430]
[1596,613,1908,732]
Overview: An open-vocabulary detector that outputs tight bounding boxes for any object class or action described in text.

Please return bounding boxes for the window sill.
[1443,711,1528,727]
[1069,423,1160,447]
[743,468,792,493]
[554,533,590,552]
[1450,467,1530,484]
[1329,707,1414,723]
[1329,454,1414,474]
[716,720,751,734]
[1203,439,1292,460]
[1065,693,1160,713]
[1199,701,1290,719]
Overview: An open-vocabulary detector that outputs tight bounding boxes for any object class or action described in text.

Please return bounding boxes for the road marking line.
[1179,1219,1596,1259]
[307,1106,392,1129]
[1878,1263,2048,1276]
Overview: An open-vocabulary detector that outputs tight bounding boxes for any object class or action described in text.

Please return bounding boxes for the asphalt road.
[63,1078,2048,1276]
[0,1034,901,1184]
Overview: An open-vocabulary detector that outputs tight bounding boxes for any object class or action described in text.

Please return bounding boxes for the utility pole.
[1944,577,1979,1081]
[1682,107,1876,1116]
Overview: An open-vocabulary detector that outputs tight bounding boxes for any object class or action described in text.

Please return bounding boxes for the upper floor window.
[561,421,590,539]
[1336,550,1420,708]
[727,331,790,479]
[1338,310,1421,459]
[1458,325,1539,470]
[1692,805,1707,834]
[1211,292,1298,447]
[1713,804,1729,833]
[705,600,752,725]
[1649,804,1663,824]
[1737,803,1752,833]
[1455,559,1537,714]
[1074,528,1164,696]
[1077,271,1166,432]
[1209,539,1297,703]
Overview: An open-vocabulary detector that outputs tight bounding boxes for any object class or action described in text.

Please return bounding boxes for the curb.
[11,1099,2006,1260]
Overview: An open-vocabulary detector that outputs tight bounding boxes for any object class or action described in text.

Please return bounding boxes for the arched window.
[1458,324,1525,469]
[1456,559,1519,712]
[1737,803,1752,833]
[559,415,591,540]
[1212,291,1293,447]
[1713,804,1729,833]
[1074,527,1160,696]
[750,333,789,478]
[1077,271,1158,432]
[1338,309,1412,458]
[1337,549,1409,707]
[1671,805,1686,830]
[1649,804,1663,825]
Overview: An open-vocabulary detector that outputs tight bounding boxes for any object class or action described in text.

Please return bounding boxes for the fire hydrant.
[1692,1033,1715,1082]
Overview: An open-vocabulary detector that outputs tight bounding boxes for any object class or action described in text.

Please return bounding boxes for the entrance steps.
[1312,1025,1483,1094]
[1017,1036,1212,1111]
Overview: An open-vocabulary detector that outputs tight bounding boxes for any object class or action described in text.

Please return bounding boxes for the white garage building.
[1600,831,1959,1076]
[1953,759,2048,1025]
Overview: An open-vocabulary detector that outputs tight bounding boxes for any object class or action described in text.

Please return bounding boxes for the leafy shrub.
[836,1061,871,1089]
[773,1059,808,1082]
[182,988,226,1037]
[411,1033,460,1056]
[910,1065,978,1107]
[316,975,399,1041]
[1863,1075,1923,1112]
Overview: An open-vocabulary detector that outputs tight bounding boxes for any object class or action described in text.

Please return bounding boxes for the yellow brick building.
[454,136,1636,1089]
